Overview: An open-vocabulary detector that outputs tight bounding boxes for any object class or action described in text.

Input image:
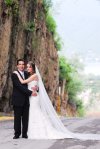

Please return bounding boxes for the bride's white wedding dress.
[28,80,72,139]
[27,67,100,140]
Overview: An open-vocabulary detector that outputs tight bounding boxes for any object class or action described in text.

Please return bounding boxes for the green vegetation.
[46,14,56,35]
[76,100,85,117]
[59,57,72,80]
[59,56,85,116]
[4,0,19,16]
[4,0,13,6]
[25,21,35,32]
[54,34,63,51]
[46,14,62,50]
[43,0,52,14]
[43,0,62,51]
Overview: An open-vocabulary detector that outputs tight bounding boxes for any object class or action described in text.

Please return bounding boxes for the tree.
[59,56,85,116]
[59,56,72,99]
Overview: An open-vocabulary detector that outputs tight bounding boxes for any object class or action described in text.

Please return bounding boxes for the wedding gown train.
[27,67,100,140]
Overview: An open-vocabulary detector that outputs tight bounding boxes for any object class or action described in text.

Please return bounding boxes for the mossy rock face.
[0,0,59,112]
[2,0,19,17]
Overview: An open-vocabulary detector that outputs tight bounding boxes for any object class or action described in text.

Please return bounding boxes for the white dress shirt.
[18,70,25,79]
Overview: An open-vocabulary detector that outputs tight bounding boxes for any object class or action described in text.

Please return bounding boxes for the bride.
[14,61,100,140]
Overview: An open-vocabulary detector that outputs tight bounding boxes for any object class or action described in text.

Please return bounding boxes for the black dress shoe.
[22,135,28,139]
[13,136,19,139]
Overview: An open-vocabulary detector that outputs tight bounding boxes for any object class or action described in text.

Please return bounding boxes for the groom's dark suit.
[11,71,32,138]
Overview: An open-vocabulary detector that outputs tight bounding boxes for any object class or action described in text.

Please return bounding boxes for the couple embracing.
[11,59,100,140]
[12,59,38,139]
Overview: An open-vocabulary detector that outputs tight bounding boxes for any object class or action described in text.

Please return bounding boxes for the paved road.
[0,117,100,149]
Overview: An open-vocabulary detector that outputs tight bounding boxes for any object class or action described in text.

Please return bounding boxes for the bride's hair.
[28,61,36,73]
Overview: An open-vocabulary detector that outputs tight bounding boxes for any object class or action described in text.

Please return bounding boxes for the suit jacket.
[11,71,32,106]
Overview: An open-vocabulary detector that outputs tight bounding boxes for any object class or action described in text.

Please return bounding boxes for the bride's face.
[27,64,33,74]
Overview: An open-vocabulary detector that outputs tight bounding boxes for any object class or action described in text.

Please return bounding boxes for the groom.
[11,59,36,139]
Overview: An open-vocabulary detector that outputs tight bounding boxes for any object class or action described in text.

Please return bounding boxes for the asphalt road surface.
[0,117,100,149]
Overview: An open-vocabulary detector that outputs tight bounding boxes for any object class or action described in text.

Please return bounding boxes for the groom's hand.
[32,91,37,96]
[31,86,38,91]
[31,87,36,90]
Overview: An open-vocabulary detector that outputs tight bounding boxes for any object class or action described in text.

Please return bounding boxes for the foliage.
[43,0,52,14]
[59,56,85,116]
[59,56,72,81]
[4,0,19,16]
[43,0,54,31]
[25,21,35,32]
[54,33,63,51]
[46,14,63,50]
[76,100,85,117]
[43,0,63,51]
[46,14,56,35]
[66,73,83,100]
[12,1,19,16]
[4,0,13,6]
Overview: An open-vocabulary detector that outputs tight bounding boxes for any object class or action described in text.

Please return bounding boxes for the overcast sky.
[52,0,100,74]
[52,0,100,57]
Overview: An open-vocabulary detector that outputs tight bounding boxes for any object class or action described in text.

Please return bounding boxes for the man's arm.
[12,73,32,96]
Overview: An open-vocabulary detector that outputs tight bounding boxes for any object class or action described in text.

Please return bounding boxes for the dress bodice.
[28,80,38,90]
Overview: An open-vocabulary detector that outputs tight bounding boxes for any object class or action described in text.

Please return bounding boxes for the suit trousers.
[13,103,29,137]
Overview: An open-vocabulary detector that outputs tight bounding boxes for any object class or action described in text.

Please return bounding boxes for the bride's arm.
[13,71,38,84]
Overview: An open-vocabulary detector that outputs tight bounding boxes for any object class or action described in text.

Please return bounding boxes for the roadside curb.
[0,116,14,121]
[0,112,14,121]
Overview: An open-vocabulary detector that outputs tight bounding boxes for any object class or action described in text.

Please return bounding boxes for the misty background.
[52,0,100,115]
[53,0,100,75]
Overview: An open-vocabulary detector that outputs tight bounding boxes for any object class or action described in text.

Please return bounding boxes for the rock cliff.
[0,0,59,111]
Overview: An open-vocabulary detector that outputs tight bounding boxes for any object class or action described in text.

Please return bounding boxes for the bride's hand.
[13,71,19,75]
[31,86,38,91]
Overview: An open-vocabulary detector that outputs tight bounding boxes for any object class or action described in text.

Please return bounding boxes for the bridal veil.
[36,66,100,140]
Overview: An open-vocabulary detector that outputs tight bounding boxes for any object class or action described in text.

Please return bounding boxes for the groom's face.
[17,61,25,71]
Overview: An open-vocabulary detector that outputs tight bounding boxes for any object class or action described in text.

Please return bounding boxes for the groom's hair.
[17,59,25,65]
